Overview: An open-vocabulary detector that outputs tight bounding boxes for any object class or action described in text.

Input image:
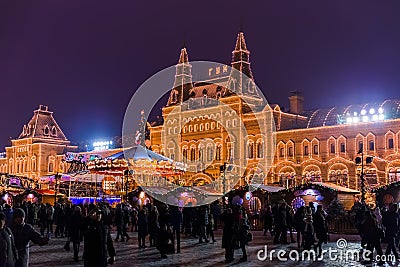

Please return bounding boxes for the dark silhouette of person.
[69,206,84,262]
[0,212,18,267]
[11,208,49,267]
[82,208,116,267]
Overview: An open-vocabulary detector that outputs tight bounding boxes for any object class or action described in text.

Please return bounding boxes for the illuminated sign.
[93,141,113,151]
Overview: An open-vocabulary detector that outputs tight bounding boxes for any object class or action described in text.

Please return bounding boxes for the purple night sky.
[1,1,400,149]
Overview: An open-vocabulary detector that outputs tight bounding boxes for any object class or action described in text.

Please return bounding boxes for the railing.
[327,213,358,234]
[242,212,359,234]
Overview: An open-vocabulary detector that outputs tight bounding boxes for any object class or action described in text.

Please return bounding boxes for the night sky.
[1,1,400,149]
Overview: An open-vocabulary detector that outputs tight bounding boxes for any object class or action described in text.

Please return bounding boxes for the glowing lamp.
[378,114,385,120]
[245,192,252,201]
[139,191,145,199]
[369,108,375,114]
[361,109,367,116]
[353,112,358,116]
[27,194,34,199]
[346,117,353,124]
[372,114,379,121]
[353,117,359,123]
[362,116,369,122]
[378,107,384,114]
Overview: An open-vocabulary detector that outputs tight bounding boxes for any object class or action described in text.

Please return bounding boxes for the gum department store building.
[1,31,400,193]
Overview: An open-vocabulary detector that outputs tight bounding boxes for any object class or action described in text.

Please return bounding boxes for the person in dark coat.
[169,206,183,253]
[293,206,306,248]
[238,218,250,262]
[303,213,315,250]
[273,203,287,244]
[82,208,116,267]
[54,203,65,238]
[262,205,274,237]
[382,203,399,259]
[0,212,18,267]
[286,204,296,243]
[363,209,384,265]
[221,207,235,263]
[156,224,173,259]
[148,205,159,247]
[11,208,49,267]
[114,204,125,242]
[69,206,84,262]
[137,208,149,248]
[313,205,328,256]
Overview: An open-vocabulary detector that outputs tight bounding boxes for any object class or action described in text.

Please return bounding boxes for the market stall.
[279,182,359,210]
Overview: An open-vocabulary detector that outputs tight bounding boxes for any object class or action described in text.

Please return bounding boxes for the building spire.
[231,31,253,80]
[167,47,193,106]
[178,47,189,64]
[228,31,260,98]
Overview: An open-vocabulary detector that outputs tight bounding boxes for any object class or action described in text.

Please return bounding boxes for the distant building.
[0,105,77,179]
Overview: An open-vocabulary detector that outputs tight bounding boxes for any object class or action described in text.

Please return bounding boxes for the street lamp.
[123,170,130,202]
[220,162,233,196]
[355,147,373,204]
[54,171,62,204]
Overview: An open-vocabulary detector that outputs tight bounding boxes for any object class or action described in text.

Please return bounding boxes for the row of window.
[181,146,227,162]
[8,158,37,174]
[278,138,396,157]
[176,120,239,134]
[6,157,66,174]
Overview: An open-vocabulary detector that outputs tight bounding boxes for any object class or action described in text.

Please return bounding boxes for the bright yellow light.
[139,191,145,199]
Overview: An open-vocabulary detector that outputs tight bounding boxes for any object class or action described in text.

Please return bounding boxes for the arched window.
[182,148,188,163]
[207,146,214,162]
[48,162,54,173]
[190,147,196,161]
[44,125,50,135]
[257,142,263,158]
[199,147,205,162]
[216,145,222,161]
[248,142,254,159]
[51,126,57,136]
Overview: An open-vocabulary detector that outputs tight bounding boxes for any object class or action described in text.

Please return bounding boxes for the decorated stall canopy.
[87,145,186,175]
[279,182,359,210]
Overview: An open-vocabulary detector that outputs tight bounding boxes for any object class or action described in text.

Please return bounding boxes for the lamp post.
[356,147,373,204]
[123,170,129,202]
[220,162,227,196]
[54,172,62,204]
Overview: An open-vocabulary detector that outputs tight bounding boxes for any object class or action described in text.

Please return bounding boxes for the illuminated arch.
[302,164,321,182]
[328,163,349,187]
[386,160,400,183]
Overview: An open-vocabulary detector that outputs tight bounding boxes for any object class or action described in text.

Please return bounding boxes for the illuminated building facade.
[0,105,77,180]
[149,31,400,191]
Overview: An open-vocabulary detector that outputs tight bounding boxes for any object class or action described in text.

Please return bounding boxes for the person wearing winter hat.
[11,208,49,267]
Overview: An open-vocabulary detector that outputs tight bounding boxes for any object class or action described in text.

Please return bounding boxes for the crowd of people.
[0,200,225,266]
[260,201,329,255]
[2,198,400,266]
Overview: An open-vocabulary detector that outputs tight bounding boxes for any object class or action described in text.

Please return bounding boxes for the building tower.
[167,47,193,106]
